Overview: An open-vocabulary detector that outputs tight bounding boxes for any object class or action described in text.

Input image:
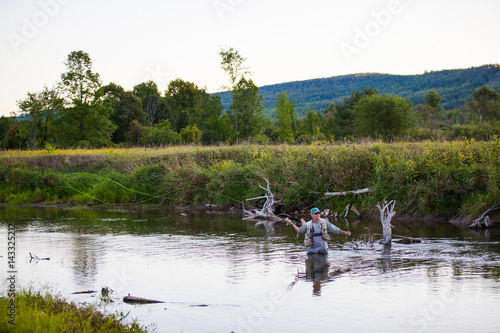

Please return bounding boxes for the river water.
[1,206,499,332]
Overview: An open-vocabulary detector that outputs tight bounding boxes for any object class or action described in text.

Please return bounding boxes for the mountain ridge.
[216,64,500,117]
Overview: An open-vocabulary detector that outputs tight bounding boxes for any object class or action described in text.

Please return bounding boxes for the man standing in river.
[285,207,351,254]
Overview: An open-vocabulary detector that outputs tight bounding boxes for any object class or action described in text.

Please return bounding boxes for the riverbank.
[0,139,499,226]
[0,289,147,332]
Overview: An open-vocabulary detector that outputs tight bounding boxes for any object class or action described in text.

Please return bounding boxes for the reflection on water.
[305,253,329,295]
[1,206,500,333]
[382,243,392,273]
[72,235,99,285]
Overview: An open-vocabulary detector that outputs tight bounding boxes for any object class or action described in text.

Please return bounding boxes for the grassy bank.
[0,289,146,332]
[0,139,499,223]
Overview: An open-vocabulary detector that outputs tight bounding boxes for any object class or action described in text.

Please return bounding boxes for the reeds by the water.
[0,289,147,332]
[0,139,498,220]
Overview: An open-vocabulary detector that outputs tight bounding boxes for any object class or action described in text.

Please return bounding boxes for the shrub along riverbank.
[0,139,499,226]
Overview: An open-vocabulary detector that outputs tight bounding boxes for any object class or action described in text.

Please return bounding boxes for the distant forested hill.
[216,64,500,117]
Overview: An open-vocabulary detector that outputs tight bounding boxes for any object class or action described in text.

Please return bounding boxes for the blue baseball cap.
[310,208,320,214]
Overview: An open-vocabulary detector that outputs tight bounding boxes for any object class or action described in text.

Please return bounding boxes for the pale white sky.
[1,0,499,117]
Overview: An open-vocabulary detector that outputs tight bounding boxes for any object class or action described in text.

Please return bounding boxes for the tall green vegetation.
[1,139,498,221]
[0,289,146,332]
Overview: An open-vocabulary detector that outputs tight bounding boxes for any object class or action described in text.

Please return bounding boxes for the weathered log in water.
[376,200,396,246]
[123,295,165,304]
[395,237,421,244]
[71,290,97,294]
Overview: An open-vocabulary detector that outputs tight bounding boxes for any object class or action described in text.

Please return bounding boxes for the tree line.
[1,49,500,150]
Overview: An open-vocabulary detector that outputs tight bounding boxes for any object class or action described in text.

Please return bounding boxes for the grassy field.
[0,139,499,223]
[0,289,147,332]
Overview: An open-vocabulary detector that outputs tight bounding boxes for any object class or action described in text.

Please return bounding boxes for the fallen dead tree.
[321,188,371,197]
[243,177,282,221]
[469,203,499,230]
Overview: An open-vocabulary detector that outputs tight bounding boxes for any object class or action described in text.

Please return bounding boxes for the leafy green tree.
[303,108,322,137]
[415,104,437,129]
[219,47,258,143]
[467,85,500,123]
[180,124,202,144]
[295,108,324,143]
[164,79,206,132]
[56,50,116,147]
[219,47,250,90]
[333,88,378,138]
[0,116,18,149]
[414,90,442,129]
[0,117,11,146]
[133,81,161,126]
[273,91,297,143]
[220,112,238,143]
[229,78,265,141]
[321,103,338,140]
[126,120,146,146]
[1,122,26,150]
[16,86,63,149]
[424,90,442,110]
[142,119,179,146]
[100,83,146,144]
[354,94,414,139]
[200,95,225,144]
[59,51,101,104]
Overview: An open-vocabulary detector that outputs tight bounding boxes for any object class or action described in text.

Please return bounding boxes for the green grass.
[0,139,499,221]
[0,289,148,332]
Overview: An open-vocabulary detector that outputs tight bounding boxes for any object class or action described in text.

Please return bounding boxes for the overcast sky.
[1,0,499,117]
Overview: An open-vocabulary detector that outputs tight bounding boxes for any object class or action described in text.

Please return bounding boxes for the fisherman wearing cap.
[285,208,351,254]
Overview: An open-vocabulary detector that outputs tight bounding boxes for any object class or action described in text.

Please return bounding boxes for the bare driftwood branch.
[376,200,396,245]
[343,204,350,218]
[29,252,50,262]
[321,188,370,197]
[243,177,281,221]
[469,203,499,229]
